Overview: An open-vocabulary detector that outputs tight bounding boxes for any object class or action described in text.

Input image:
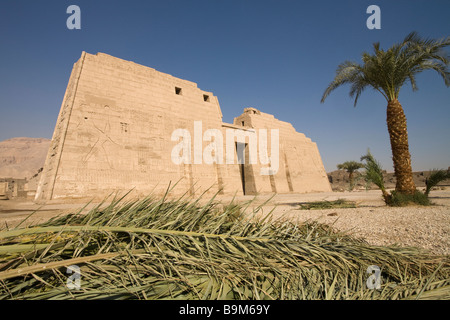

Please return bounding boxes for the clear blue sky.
[0,0,449,172]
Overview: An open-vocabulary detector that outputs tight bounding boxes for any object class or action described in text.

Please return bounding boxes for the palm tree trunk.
[386,99,416,194]
[348,171,354,190]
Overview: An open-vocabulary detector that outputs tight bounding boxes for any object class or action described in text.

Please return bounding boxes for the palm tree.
[321,32,450,195]
[360,150,390,204]
[337,161,364,191]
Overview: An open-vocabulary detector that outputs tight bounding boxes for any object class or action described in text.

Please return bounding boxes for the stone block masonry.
[35,52,331,201]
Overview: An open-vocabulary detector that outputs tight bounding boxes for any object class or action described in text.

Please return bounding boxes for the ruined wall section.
[233,108,331,194]
[36,52,230,201]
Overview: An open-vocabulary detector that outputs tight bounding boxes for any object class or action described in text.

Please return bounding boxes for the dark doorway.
[235,142,256,195]
[236,142,246,195]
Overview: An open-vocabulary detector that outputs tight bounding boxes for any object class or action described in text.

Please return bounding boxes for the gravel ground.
[271,204,449,256]
[248,189,450,256]
[1,189,449,256]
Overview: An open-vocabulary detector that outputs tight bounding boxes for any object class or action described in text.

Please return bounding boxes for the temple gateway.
[36,52,331,201]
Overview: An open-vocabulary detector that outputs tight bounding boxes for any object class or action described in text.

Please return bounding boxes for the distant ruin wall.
[233,109,331,194]
[36,52,331,201]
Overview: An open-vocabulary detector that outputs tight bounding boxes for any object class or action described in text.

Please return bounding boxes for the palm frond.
[360,150,392,204]
[0,191,449,300]
[425,169,450,195]
[321,61,363,104]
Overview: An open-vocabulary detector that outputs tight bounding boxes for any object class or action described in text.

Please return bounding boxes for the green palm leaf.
[0,192,448,300]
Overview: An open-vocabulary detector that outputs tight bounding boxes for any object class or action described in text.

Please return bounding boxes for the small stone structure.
[0,182,8,200]
[36,52,331,201]
[0,178,28,199]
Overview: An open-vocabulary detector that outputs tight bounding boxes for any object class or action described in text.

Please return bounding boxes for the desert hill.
[0,137,50,179]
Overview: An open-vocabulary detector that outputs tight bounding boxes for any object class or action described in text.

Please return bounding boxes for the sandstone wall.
[36,52,241,200]
[233,108,331,194]
[36,52,330,201]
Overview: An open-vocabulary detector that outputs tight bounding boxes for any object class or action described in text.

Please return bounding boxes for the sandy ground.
[0,188,449,255]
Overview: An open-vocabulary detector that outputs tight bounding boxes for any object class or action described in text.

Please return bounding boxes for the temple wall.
[36,52,331,201]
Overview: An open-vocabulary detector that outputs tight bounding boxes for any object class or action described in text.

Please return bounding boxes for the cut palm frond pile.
[298,199,357,210]
[0,191,449,300]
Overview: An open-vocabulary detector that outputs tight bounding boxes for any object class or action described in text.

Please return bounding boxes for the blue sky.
[0,0,449,172]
